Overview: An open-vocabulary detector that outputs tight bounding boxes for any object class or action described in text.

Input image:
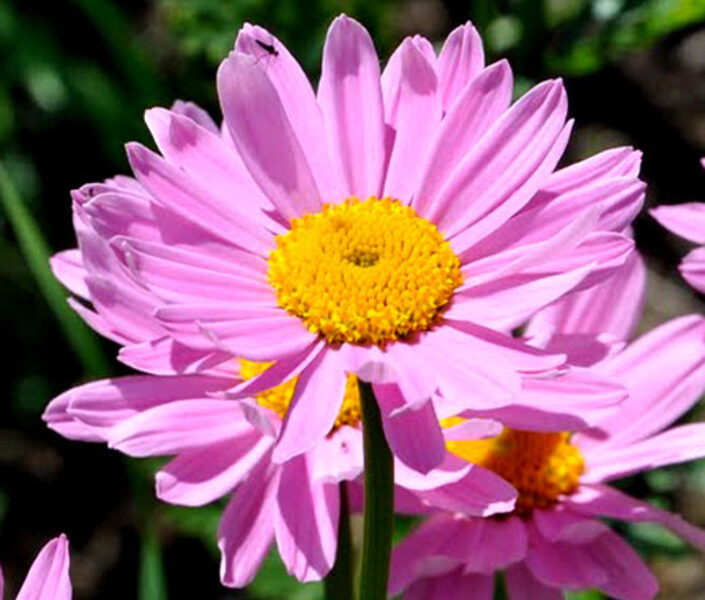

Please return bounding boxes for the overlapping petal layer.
[46,15,655,591]
[391,284,705,599]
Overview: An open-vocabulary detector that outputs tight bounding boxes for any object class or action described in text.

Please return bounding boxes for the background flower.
[390,265,705,599]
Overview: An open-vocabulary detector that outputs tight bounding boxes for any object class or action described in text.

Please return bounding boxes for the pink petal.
[532,508,609,544]
[532,333,622,369]
[43,389,105,442]
[16,535,71,600]
[446,264,592,331]
[236,24,345,201]
[394,452,471,492]
[414,60,512,217]
[588,529,658,600]
[126,142,274,255]
[443,321,565,372]
[537,232,635,293]
[80,189,163,243]
[144,107,275,214]
[155,304,316,360]
[413,463,517,517]
[579,315,705,449]
[470,368,626,432]
[85,273,163,343]
[226,340,326,399]
[534,146,642,202]
[436,515,527,573]
[116,236,273,305]
[437,22,485,112]
[389,514,464,595]
[526,250,646,343]
[457,203,600,288]
[218,464,278,587]
[107,399,250,457]
[651,202,705,244]
[567,484,705,551]
[681,246,705,293]
[272,348,348,463]
[275,454,339,582]
[309,425,364,484]
[60,374,231,430]
[67,298,133,346]
[374,383,445,473]
[418,328,520,412]
[426,79,568,239]
[519,176,644,246]
[318,15,385,199]
[170,99,219,132]
[421,324,564,414]
[404,571,494,600]
[381,340,439,406]
[82,187,238,253]
[118,336,232,376]
[442,418,502,441]
[155,432,273,506]
[382,39,441,203]
[526,531,607,590]
[505,562,563,600]
[217,52,322,219]
[73,206,162,343]
[583,422,705,483]
[466,176,643,266]
[50,249,89,299]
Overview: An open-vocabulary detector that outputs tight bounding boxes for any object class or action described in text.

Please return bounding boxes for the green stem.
[357,380,394,600]
[324,483,355,600]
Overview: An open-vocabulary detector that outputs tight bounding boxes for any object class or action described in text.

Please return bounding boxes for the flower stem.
[357,380,394,600]
[324,483,355,600]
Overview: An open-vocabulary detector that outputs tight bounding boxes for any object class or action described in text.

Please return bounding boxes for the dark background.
[1,0,705,598]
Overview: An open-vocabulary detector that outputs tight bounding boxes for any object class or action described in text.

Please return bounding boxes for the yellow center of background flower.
[446,426,585,516]
[239,359,362,430]
[267,197,462,346]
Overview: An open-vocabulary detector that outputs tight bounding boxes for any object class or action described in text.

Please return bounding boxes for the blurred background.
[1,0,705,598]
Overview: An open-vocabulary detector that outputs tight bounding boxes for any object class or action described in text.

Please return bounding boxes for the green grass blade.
[0,160,110,378]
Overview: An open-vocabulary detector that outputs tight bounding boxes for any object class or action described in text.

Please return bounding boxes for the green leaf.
[565,590,605,599]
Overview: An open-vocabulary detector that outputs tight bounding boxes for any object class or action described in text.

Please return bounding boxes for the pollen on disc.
[446,428,585,516]
[267,196,462,347]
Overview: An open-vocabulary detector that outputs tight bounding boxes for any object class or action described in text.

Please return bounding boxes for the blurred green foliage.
[159,0,397,76]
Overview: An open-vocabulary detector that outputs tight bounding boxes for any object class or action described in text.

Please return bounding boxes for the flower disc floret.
[267,197,463,346]
[239,359,361,430]
[447,428,584,516]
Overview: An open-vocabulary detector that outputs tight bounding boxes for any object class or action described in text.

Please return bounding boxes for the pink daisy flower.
[651,158,705,293]
[51,16,644,473]
[1,535,71,600]
[389,269,705,599]
[45,361,524,586]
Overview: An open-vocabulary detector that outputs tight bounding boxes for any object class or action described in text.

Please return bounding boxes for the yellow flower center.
[446,426,585,516]
[239,359,362,430]
[267,197,462,346]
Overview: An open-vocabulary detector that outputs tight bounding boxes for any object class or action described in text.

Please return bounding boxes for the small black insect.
[255,39,279,56]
